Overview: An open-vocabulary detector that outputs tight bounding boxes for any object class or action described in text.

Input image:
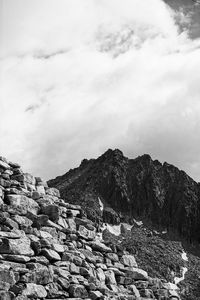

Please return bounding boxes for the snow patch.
[101,222,133,236]
[174,267,188,285]
[153,229,167,235]
[133,219,143,226]
[173,249,188,284]
[122,223,132,231]
[165,283,179,290]
[181,251,188,261]
[98,197,104,211]
[106,224,121,236]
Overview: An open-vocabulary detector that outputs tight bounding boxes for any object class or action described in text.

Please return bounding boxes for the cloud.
[1,0,200,181]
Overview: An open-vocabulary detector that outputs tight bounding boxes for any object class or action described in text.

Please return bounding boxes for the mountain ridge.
[48,149,200,244]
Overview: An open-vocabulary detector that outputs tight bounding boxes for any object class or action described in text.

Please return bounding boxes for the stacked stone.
[0,156,180,300]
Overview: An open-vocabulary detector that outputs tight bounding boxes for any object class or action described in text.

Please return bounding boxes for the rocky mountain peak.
[49,149,200,245]
[0,154,190,300]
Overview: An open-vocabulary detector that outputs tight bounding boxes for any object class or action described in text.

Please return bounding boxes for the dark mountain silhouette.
[48,149,200,244]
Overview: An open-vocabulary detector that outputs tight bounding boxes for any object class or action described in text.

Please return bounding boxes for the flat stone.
[41,249,61,261]
[52,243,65,253]
[90,290,104,299]
[22,283,47,298]
[39,230,54,239]
[70,263,80,274]
[106,252,119,262]
[0,261,26,270]
[46,219,63,231]
[0,236,34,256]
[120,254,138,267]
[0,160,10,170]
[2,254,31,263]
[125,267,148,280]
[79,249,96,264]
[30,256,49,265]
[13,215,33,228]
[60,202,81,211]
[0,231,21,239]
[89,241,112,253]
[78,225,96,240]
[58,217,69,229]
[6,194,39,215]
[96,267,106,282]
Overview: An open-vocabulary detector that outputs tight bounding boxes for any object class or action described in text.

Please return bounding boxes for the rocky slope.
[0,155,182,299]
[48,149,200,244]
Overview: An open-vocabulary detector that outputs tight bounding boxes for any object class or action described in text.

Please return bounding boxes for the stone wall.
[0,155,180,299]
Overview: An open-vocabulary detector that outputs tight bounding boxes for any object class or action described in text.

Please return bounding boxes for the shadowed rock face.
[48,149,200,243]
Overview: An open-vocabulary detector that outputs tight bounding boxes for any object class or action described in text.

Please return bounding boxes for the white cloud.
[1,0,200,181]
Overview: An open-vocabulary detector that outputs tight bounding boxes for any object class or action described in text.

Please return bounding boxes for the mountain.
[0,154,187,300]
[48,149,200,244]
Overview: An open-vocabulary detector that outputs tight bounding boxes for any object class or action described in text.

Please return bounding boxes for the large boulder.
[22,283,47,298]
[78,225,96,240]
[89,241,112,253]
[6,195,39,215]
[125,268,148,280]
[41,249,61,262]
[120,255,138,268]
[0,236,34,256]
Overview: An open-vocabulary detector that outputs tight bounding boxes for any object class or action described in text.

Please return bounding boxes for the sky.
[1,0,200,181]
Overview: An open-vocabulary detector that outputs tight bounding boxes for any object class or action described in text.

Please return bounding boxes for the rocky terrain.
[48,149,200,244]
[48,149,200,300]
[0,154,184,299]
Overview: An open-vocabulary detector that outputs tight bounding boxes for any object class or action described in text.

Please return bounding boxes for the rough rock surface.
[48,149,200,243]
[0,155,182,299]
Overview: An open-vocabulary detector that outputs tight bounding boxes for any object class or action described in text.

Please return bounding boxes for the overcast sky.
[1,0,200,181]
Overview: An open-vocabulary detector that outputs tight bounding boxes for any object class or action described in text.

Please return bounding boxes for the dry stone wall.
[0,155,180,300]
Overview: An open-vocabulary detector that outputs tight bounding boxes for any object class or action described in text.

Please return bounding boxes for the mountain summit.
[48,149,200,244]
